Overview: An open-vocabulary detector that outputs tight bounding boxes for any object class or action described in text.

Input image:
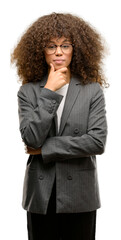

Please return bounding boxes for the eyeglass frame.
[44,43,74,55]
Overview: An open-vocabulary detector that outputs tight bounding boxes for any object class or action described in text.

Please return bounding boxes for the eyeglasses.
[44,43,74,55]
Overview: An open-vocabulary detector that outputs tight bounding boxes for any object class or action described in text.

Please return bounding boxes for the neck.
[66,67,71,83]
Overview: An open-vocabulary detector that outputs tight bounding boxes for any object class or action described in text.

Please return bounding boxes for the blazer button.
[74,128,79,134]
[67,175,72,180]
[48,109,53,114]
[39,175,44,180]
[52,100,56,104]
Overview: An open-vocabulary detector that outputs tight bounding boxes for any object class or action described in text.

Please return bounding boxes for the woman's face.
[44,36,73,71]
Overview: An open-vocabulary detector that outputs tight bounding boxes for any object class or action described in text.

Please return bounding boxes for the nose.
[55,46,63,55]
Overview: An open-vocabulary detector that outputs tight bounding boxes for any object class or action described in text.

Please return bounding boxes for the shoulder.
[78,81,104,100]
[73,76,103,95]
[18,81,40,95]
[85,83,105,106]
[17,82,42,103]
[87,82,104,97]
[83,82,103,92]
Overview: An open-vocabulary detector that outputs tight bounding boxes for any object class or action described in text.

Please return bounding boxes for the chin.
[54,64,67,70]
[55,66,63,70]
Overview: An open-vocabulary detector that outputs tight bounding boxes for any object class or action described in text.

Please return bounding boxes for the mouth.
[53,59,65,64]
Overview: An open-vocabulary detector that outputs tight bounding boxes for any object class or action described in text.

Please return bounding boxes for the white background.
[0,0,121,239]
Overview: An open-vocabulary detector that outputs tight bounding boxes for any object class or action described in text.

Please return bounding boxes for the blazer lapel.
[58,76,81,136]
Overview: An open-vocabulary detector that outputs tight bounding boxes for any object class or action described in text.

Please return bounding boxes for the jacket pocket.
[68,156,96,171]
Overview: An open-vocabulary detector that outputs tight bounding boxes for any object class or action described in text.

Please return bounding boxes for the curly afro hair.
[11,12,108,87]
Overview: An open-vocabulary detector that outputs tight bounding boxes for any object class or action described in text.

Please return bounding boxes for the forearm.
[18,87,63,148]
[41,128,107,164]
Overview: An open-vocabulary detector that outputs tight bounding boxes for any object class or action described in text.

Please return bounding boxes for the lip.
[53,59,65,64]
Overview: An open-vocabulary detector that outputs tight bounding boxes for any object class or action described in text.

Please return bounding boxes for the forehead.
[49,36,71,43]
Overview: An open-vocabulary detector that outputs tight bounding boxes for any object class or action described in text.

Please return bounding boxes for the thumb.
[50,63,55,72]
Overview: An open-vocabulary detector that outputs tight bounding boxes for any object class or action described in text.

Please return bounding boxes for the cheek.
[44,54,52,66]
[66,53,73,64]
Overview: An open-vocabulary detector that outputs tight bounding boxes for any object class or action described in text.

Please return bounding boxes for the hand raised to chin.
[44,63,69,91]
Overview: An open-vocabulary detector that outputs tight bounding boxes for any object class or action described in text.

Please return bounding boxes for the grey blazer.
[17,75,107,214]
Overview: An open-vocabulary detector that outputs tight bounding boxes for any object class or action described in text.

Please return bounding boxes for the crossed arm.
[20,84,107,160]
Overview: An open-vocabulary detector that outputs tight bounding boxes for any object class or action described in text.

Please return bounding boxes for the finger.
[27,150,41,155]
[24,145,27,153]
[57,67,68,73]
[26,146,41,155]
[50,63,55,72]
[26,146,33,154]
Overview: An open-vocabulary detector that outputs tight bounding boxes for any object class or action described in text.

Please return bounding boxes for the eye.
[47,45,56,49]
[62,44,70,48]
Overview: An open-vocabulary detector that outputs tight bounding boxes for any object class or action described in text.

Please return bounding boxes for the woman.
[11,13,108,240]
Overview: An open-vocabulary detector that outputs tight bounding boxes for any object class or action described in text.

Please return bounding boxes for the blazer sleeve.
[17,86,63,148]
[41,84,108,163]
